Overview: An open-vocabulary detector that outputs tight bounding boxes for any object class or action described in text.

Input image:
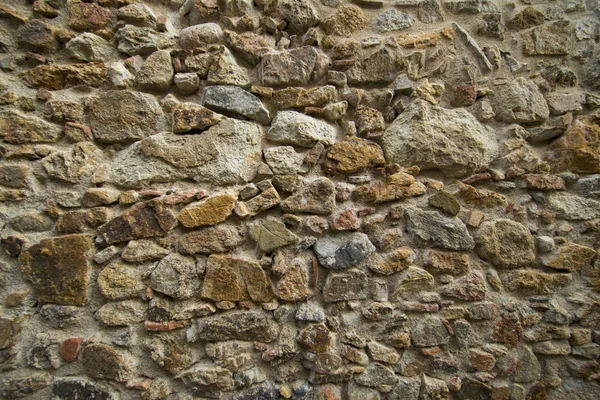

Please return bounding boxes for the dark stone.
[52,377,118,400]
[195,311,279,342]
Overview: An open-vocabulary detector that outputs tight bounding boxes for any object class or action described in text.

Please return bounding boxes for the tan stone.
[272,86,336,109]
[476,219,535,268]
[354,172,426,203]
[177,193,236,228]
[469,349,496,371]
[456,181,507,208]
[544,123,600,174]
[276,261,312,301]
[543,243,596,272]
[234,187,280,217]
[20,63,108,90]
[298,323,332,353]
[524,174,565,190]
[98,263,142,300]
[368,247,414,275]
[423,250,470,275]
[321,5,367,37]
[0,110,62,144]
[504,270,572,294]
[172,102,224,133]
[323,137,385,174]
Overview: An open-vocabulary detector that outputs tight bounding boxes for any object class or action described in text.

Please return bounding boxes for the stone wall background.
[1,0,600,398]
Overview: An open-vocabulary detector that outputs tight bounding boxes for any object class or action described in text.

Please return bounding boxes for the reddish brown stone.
[298,323,332,353]
[493,313,523,346]
[20,63,108,90]
[60,338,82,362]
[144,321,187,331]
[330,209,359,231]
[68,1,114,31]
[545,124,600,174]
[524,174,565,190]
[81,344,132,382]
[451,84,477,107]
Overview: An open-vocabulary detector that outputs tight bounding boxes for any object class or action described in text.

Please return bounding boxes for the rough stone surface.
[492,78,550,123]
[203,85,269,125]
[405,207,475,250]
[268,111,337,148]
[477,219,536,268]
[150,253,200,299]
[177,193,236,228]
[314,232,376,270]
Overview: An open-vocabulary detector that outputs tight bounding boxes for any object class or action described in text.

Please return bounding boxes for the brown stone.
[504,270,572,294]
[543,243,596,272]
[202,254,273,302]
[172,102,224,133]
[20,63,108,90]
[355,106,386,135]
[272,86,336,109]
[323,137,385,174]
[322,5,367,37]
[354,172,426,203]
[280,178,336,215]
[97,201,176,244]
[17,20,57,53]
[493,313,523,346]
[82,344,131,382]
[234,187,281,217]
[177,193,236,228]
[544,124,600,174]
[97,263,142,300]
[68,1,114,31]
[423,250,469,275]
[60,338,82,362]
[509,7,545,30]
[451,84,477,107]
[276,261,312,301]
[19,234,92,306]
[477,219,535,268]
[176,224,245,254]
[524,174,565,190]
[0,110,62,144]
[55,208,108,233]
[0,165,30,188]
[439,272,487,301]
[428,191,460,216]
[469,349,496,371]
[456,181,507,208]
[368,247,414,275]
[298,323,332,353]
[396,31,441,48]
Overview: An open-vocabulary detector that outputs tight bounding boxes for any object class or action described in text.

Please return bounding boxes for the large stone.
[268,111,336,147]
[314,233,375,270]
[177,193,236,228]
[178,364,234,394]
[280,178,335,214]
[207,47,251,88]
[115,25,176,56]
[179,23,224,49]
[172,102,224,133]
[322,5,367,37]
[68,1,114,31]
[90,90,168,143]
[150,253,200,299]
[98,263,142,300]
[176,224,246,254]
[544,192,600,220]
[0,110,62,144]
[97,201,177,244]
[277,261,312,302]
[355,362,398,390]
[194,311,279,342]
[20,63,108,90]
[42,142,104,183]
[382,100,497,177]
[323,137,385,174]
[225,31,273,66]
[19,235,92,306]
[17,20,57,52]
[263,147,304,174]
[276,0,319,34]
[522,21,571,56]
[323,268,368,302]
[542,243,596,272]
[513,345,541,383]
[491,78,549,123]
[52,378,118,400]
[347,47,398,85]
[405,207,475,250]
[476,219,535,268]
[411,316,450,347]
[504,270,572,295]
[136,50,174,92]
[203,85,269,125]
[202,255,273,302]
[248,217,299,253]
[375,9,414,32]
[439,272,487,301]
[544,123,600,174]
[259,46,327,87]
[0,372,52,399]
[81,344,132,382]
[66,33,116,62]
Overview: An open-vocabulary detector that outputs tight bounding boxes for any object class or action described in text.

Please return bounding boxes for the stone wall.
[0,0,600,398]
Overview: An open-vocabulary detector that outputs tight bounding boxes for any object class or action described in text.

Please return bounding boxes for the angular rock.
[280,178,335,214]
[532,340,571,355]
[147,338,193,375]
[411,316,450,347]
[389,376,420,400]
[115,25,176,56]
[439,272,486,301]
[202,254,273,302]
[355,363,398,391]
[172,102,224,133]
[523,174,565,190]
[504,270,572,295]
[177,193,236,228]
[43,143,104,184]
[354,172,426,203]
[513,345,541,383]
[376,9,414,32]
[314,232,375,270]
[405,207,475,250]
[476,219,535,268]
[96,300,146,326]
[544,192,600,220]
[491,78,549,123]
[298,323,332,353]
[20,63,108,90]
[98,263,142,300]
[179,23,224,49]
[276,0,319,34]
[0,110,62,144]
[235,187,281,217]
[52,378,118,400]
[382,100,497,177]
[117,4,156,27]
[90,90,168,143]
[323,137,385,174]
[225,31,273,66]
[136,50,174,92]
[0,165,30,189]
[544,123,600,174]
[174,72,200,94]
[19,234,92,306]
[248,217,299,253]
[0,372,52,399]
[393,266,435,294]
[66,33,115,62]
[17,20,57,52]
[277,261,312,301]
[523,21,571,56]
[178,364,234,394]
[368,247,414,275]
[322,5,367,36]
[150,253,200,299]
[260,46,327,87]
[207,47,250,88]
[423,250,469,275]
[347,47,398,85]
[122,239,169,263]
[203,85,269,125]
[194,311,279,342]
[272,86,336,110]
[543,243,595,272]
[268,111,336,147]
[445,0,499,13]
[263,147,304,174]
[68,1,114,31]
[81,344,132,382]
[323,268,369,302]
[176,224,245,254]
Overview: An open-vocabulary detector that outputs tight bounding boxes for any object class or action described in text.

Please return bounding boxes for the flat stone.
[147,339,193,375]
[115,25,176,56]
[575,175,600,197]
[95,300,146,326]
[314,232,375,270]
[136,50,174,92]
[323,137,385,174]
[272,86,336,110]
[177,193,236,228]
[10,212,54,232]
[235,187,281,217]
[0,165,30,188]
[0,110,62,144]
[0,372,52,399]
[66,33,115,62]
[122,239,169,263]
[405,207,475,250]
[476,219,535,268]
[179,23,224,49]
[194,310,279,342]
[68,1,114,31]
[532,340,571,355]
[347,47,398,85]
[81,344,132,382]
[172,102,224,133]
[276,0,319,34]
[542,243,596,272]
[263,147,304,175]
[268,111,337,147]
[411,316,450,347]
[178,364,234,394]
[444,0,500,13]
[382,99,497,177]
[98,263,142,300]
[393,266,435,294]
[423,250,469,275]
[375,9,414,32]
[52,378,118,400]
[323,268,369,302]
[322,5,367,36]
[280,178,336,214]
[248,217,299,253]
[355,362,398,391]
[203,85,269,125]
[439,272,487,301]
[491,78,549,123]
[20,63,108,90]
[117,4,156,27]
[176,224,246,254]
[207,47,250,88]
[225,31,273,66]
[354,173,426,203]
[545,192,600,220]
[90,90,168,143]
[544,123,600,174]
[202,254,273,302]
[504,270,572,295]
[523,21,571,56]
[524,174,565,190]
[98,201,176,244]
[277,261,312,302]
[150,253,200,299]
[260,46,327,87]
[19,234,92,306]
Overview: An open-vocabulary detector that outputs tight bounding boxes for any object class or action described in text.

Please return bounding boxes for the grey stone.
[174,72,200,94]
[268,111,336,148]
[136,50,174,92]
[355,362,398,391]
[43,143,104,184]
[179,23,224,49]
[95,300,146,326]
[260,46,327,87]
[194,311,279,342]
[347,47,398,85]
[323,269,369,302]
[412,316,451,347]
[537,236,555,253]
[66,33,116,62]
[0,110,62,144]
[115,25,176,56]
[546,92,585,116]
[203,85,269,125]
[276,0,319,34]
[405,207,475,251]
[296,302,325,322]
[150,253,200,299]
[445,0,500,13]
[117,4,156,27]
[90,90,168,144]
[492,78,549,123]
[476,219,535,268]
[375,9,414,32]
[545,192,600,220]
[392,73,414,94]
[388,376,421,400]
[122,239,169,263]
[0,372,52,399]
[572,343,600,359]
[314,232,376,270]
[176,224,246,254]
[348,381,381,400]
[108,62,135,88]
[382,99,497,177]
[532,340,571,355]
[248,217,299,253]
[513,345,541,383]
[574,175,600,197]
[263,146,304,174]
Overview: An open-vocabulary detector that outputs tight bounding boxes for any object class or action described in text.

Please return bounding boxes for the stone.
[428,191,460,216]
[504,270,572,295]
[389,376,420,400]
[68,1,114,31]
[322,5,367,37]
[82,344,132,382]
[376,9,414,32]
[248,217,299,252]
[174,72,200,94]
[354,173,426,203]
[393,266,435,294]
[0,110,62,144]
[115,25,176,56]
[43,142,104,184]
[121,240,168,263]
[82,188,120,207]
[202,254,273,302]
[172,102,224,133]
[19,234,92,306]
[136,50,174,92]
[177,193,236,228]
[194,310,279,342]
[368,247,414,275]
[150,253,200,299]
[277,261,312,301]
[314,232,375,270]
[323,138,385,174]
[263,147,304,174]
[368,341,400,364]
[492,78,549,123]
[280,178,336,214]
[382,100,497,177]
[225,31,273,66]
[546,92,584,116]
[10,212,54,232]
[96,300,146,326]
[347,47,398,85]
[524,174,565,190]
[117,4,156,26]
[544,123,600,174]
[543,243,595,272]
[523,21,571,56]
[296,302,325,322]
[66,33,115,62]
[575,175,600,197]
[276,0,319,34]
[0,165,30,188]
[203,85,269,125]
[176,224,245,254]
[52,378,118,400]
[98,263,142,300]
[90,90,168,143]
[532,340,571,355]
[323,101,348,121]
[423,251,469,275]
[268,111,336,148]
[55,208,108,234]
[273,86,335,110]
[147,339,193,375]
[439,272,487,301]
[544,192,600,220]
[17,20,56,52]
[298,323,332,353]
[477,219,535,269]
[412,316,450,347]
[405,207,475,250]
[179,23,224,49]
[355,362,398,391]
[178,364,234,394]
[97,202,176,244]
[0,372,53,399]
[207,47,251,88]
[235,187,281,217]
[260,46,327,87]
[108,62,135,88]
[323,268,369,302]
[20,63,108,90]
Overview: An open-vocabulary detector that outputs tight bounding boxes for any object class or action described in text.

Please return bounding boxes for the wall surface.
[0,0,600,398]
